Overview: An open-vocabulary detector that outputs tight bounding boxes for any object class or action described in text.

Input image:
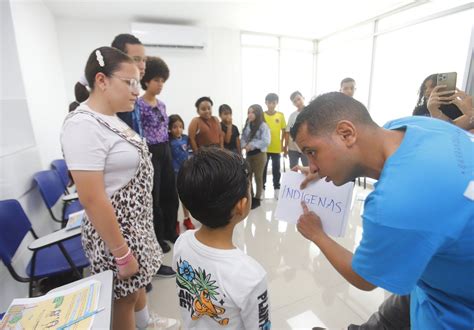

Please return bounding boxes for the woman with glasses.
[137,56,180,254]
[61,47,179,330]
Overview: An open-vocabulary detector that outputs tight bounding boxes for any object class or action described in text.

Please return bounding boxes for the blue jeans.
[288,150,308,169]
[263,153,281,190]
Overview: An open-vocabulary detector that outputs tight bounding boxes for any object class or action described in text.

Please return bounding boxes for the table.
[49,270,114,329]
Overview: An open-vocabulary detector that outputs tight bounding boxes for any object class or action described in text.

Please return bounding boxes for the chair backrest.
[51,159,70,190]
[0,200,32,265]
[33,170,65,209]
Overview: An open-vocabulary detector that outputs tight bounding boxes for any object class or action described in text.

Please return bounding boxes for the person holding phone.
[427,86,474,132]
[291,92,473,330]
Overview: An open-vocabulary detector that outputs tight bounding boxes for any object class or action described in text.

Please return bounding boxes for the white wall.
[10,0,69,168]
[56,18,243,130]
[149,28,242,129]
[1,0,60,312]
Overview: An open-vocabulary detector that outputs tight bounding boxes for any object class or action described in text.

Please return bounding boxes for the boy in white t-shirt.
[173,148,271,330]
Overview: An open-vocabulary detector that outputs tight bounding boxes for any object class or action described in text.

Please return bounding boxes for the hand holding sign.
[275,172,354,237]
[291,165,320,189]
[297,201,325,242]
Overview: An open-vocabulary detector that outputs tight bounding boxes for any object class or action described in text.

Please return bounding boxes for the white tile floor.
[148,182,390,330]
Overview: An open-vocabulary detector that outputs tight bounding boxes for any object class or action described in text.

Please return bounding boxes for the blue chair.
[33,170,82,227]
[0,199,89,297]
[51,159,72,193]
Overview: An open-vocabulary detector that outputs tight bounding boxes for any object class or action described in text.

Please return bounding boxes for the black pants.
[348,295,410,330]
[148,143,179,242]
[263,152,281,190]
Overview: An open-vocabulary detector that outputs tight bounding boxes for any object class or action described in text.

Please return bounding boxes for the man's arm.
[298,201,376,291]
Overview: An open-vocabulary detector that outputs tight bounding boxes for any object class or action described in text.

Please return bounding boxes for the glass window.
[316,36,373,107]
[241,33,279,48]
[279,49,314,118]
[281,37,314,52]
[241,34,315,124]
[241,47,279,123]
[378,0,473,32]
[369,9,473,125]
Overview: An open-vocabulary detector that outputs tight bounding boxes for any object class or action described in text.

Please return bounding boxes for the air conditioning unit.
[131,22,207,50]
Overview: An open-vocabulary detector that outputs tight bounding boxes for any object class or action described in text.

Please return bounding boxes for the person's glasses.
[113,76,140,93]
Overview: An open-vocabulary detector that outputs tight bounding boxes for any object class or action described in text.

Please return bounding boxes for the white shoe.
[147,313,180,329]
[274,189,280,200]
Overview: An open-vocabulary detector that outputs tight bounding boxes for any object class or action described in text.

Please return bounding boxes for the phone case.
[436,72,457,94]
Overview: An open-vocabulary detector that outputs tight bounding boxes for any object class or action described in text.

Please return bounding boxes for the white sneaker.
[274,189,280,200]
[147,313,180,330]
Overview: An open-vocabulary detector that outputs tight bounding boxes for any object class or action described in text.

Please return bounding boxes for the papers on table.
[66,210,85,231]
[0,279,101,330]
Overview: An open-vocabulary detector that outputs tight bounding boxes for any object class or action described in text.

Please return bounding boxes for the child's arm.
[215,117,224,148]
[71,171,139,280]
[188,119,199,153]
[219,129,224,148]
[236,136,241,154]
[282,129,289,156]
[281,113,288,156]
[247,124,270,151]
[240,277,271,329]
[224,124,233,144]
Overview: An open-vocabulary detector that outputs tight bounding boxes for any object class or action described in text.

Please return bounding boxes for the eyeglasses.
[113,76,140,93]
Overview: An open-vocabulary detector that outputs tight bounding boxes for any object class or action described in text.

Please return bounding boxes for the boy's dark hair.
[111,33,142,53]
[218,104,232,116]
[177,147,250,229]
[265,93,279,103]
[290,91,303,102]
[140,56,170,90]
[195,96,213,109]
[168,114,185,131]
[340,77,355,87]
[84,46,133,90]
[291,92,376,140]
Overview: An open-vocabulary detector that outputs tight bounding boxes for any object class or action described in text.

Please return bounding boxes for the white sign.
[274,172,354,237]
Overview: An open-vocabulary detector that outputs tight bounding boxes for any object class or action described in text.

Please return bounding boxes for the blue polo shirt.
[352,116,474,329]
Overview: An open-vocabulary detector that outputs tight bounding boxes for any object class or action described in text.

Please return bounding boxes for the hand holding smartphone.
[436,72,457,96]
[430,72,462,119]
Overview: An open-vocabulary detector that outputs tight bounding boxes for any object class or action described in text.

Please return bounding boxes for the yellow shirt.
[264,111,287,153]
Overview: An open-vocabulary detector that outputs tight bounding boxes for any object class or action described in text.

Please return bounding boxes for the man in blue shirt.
[290,92,474,329]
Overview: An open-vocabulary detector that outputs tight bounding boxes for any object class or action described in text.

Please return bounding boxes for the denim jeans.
[288,150,308,169]
[263,152,281,190]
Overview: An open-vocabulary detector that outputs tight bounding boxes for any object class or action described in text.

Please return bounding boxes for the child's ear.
[234,196,249,216]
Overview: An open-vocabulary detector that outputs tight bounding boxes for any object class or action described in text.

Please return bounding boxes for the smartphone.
[436,72,461,119]
[436,72,457,96]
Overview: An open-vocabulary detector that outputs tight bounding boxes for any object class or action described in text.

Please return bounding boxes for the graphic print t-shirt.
[172,230,271,330]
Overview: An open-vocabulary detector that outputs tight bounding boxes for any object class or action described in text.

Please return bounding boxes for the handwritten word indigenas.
[281,185,343,213]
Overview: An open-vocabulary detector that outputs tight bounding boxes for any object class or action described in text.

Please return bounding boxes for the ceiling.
[41,0,429,40]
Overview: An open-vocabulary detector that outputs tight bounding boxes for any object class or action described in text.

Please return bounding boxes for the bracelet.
[115,247,131,261]
[116,253,133,266]
[110,242,127,253]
